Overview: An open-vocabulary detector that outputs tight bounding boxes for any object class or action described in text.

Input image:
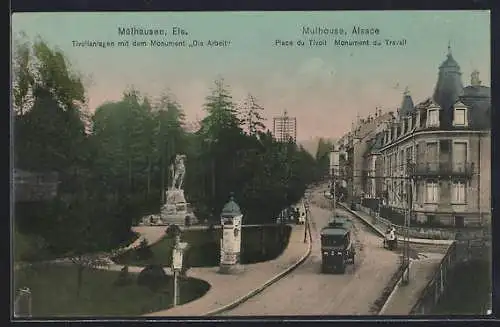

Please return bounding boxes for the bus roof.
[328,218,352,228]
[320,227,349,236]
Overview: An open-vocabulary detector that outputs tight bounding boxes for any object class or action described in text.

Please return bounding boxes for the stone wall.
[410,239,491,315]
[358,205,489,240]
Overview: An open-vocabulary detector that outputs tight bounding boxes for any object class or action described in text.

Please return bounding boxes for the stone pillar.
[219,194,244,274]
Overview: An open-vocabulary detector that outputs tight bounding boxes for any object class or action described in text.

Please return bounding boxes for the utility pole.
[402,129,416,285]
[330,145,340,216]
[303,199,309,243]
[402,165,412,284]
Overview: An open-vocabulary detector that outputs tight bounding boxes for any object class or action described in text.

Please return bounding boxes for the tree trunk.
[146,156,151,199]
[128,158,132,192]
[211,158,216,198]
[76,264,84,298]
[261,227,267,257]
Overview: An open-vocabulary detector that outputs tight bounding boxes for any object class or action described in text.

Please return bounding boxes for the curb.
[203,221,313,316]
[378,262,412,315]
[337,203,454,246]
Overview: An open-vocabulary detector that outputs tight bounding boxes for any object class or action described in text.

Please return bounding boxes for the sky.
[11,11,490,140]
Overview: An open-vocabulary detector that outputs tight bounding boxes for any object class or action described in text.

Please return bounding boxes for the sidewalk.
[338,203,454,246]
[143,223,310,316]
[380,252,444,315]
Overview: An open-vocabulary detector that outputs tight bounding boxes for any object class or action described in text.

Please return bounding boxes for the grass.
[14,264,210,317]
[432,260,491,315]
[114,225,292,268]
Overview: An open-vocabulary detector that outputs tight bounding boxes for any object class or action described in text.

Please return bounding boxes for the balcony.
[410,161,474,178]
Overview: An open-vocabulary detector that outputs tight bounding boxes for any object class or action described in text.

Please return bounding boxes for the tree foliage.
[13,36,326,265]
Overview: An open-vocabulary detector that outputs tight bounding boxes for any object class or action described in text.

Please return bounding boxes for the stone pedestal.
[161,189,188,226]
[218,263,244,274]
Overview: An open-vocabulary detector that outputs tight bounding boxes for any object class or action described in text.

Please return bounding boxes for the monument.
[161,154,191,226]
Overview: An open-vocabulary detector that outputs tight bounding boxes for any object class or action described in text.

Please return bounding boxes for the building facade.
[272,110,297,143]
[337,110,393,200]
[364,47,491,227]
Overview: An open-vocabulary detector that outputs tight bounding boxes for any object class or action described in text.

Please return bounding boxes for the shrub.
[114,265,132,286]
[165,224,181,238]
[14,231,49,262]
[136,238,153,260]
[137,265,167,291]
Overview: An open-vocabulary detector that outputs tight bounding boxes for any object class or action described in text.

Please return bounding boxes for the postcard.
[11,11,491,318]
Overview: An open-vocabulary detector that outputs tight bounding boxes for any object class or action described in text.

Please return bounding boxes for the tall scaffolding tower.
[273,110,297,143]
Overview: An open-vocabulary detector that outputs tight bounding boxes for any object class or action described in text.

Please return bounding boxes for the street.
[218,188,402,315]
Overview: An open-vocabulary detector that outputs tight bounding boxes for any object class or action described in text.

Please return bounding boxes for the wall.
[378,130,490,226]
[358,204,489,240]
[478,132,491,223]
[410,240,491,315]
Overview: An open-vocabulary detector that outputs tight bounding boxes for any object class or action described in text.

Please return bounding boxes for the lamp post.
[167,224,188,307]
[330,145,340,215]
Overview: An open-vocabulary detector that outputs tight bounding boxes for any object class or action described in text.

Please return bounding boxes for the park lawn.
[432,260,491,315]
[114,225,291,268]
[14,264,210,317]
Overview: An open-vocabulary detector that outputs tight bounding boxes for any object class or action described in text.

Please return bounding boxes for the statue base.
[161,188,189,226]
[218,263,244,275]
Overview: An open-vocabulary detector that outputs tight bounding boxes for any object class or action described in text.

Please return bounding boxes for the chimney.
[471,70,482,87]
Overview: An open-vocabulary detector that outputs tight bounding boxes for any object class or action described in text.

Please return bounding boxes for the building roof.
[439,46,461,70]
[460,72,491,129]
[221,194,242,217]
[432,46,464,127]
[399,87,415,116]
[366,132,385,154]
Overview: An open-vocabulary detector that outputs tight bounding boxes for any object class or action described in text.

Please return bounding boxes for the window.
[425,181,439,203]
[426,215,437,225]
[426,142,438,170]
[453,108,467,126]
[427,109,439,127]
[451,181,466,203]
[454,216,465,228]
[453,142,467,172]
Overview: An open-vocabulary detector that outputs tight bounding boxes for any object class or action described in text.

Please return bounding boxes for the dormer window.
[453,102,468,126]
[427,107,440,127]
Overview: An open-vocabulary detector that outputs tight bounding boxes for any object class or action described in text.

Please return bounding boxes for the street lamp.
[166,224,188,307]
[330,145,340,215]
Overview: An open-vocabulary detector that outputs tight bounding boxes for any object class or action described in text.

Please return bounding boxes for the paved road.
[218,189,401,316]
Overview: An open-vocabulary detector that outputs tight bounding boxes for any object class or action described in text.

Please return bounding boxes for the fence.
[409,242,458,315]
[357,203,489,241]
[410,240,491,315]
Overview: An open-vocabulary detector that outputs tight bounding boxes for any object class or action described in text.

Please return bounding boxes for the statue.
[169,154,187,190]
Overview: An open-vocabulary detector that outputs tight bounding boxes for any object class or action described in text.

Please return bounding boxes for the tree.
[239,93,266,136]
[154,92,186,198]
[195,78,245,218]
[315,138,334,179]
[12,36,88,176]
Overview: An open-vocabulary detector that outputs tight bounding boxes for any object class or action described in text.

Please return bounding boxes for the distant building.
[363,46,491,227]
[336,110,393,199]
[273,110,297,143]
[13,169,59,202]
